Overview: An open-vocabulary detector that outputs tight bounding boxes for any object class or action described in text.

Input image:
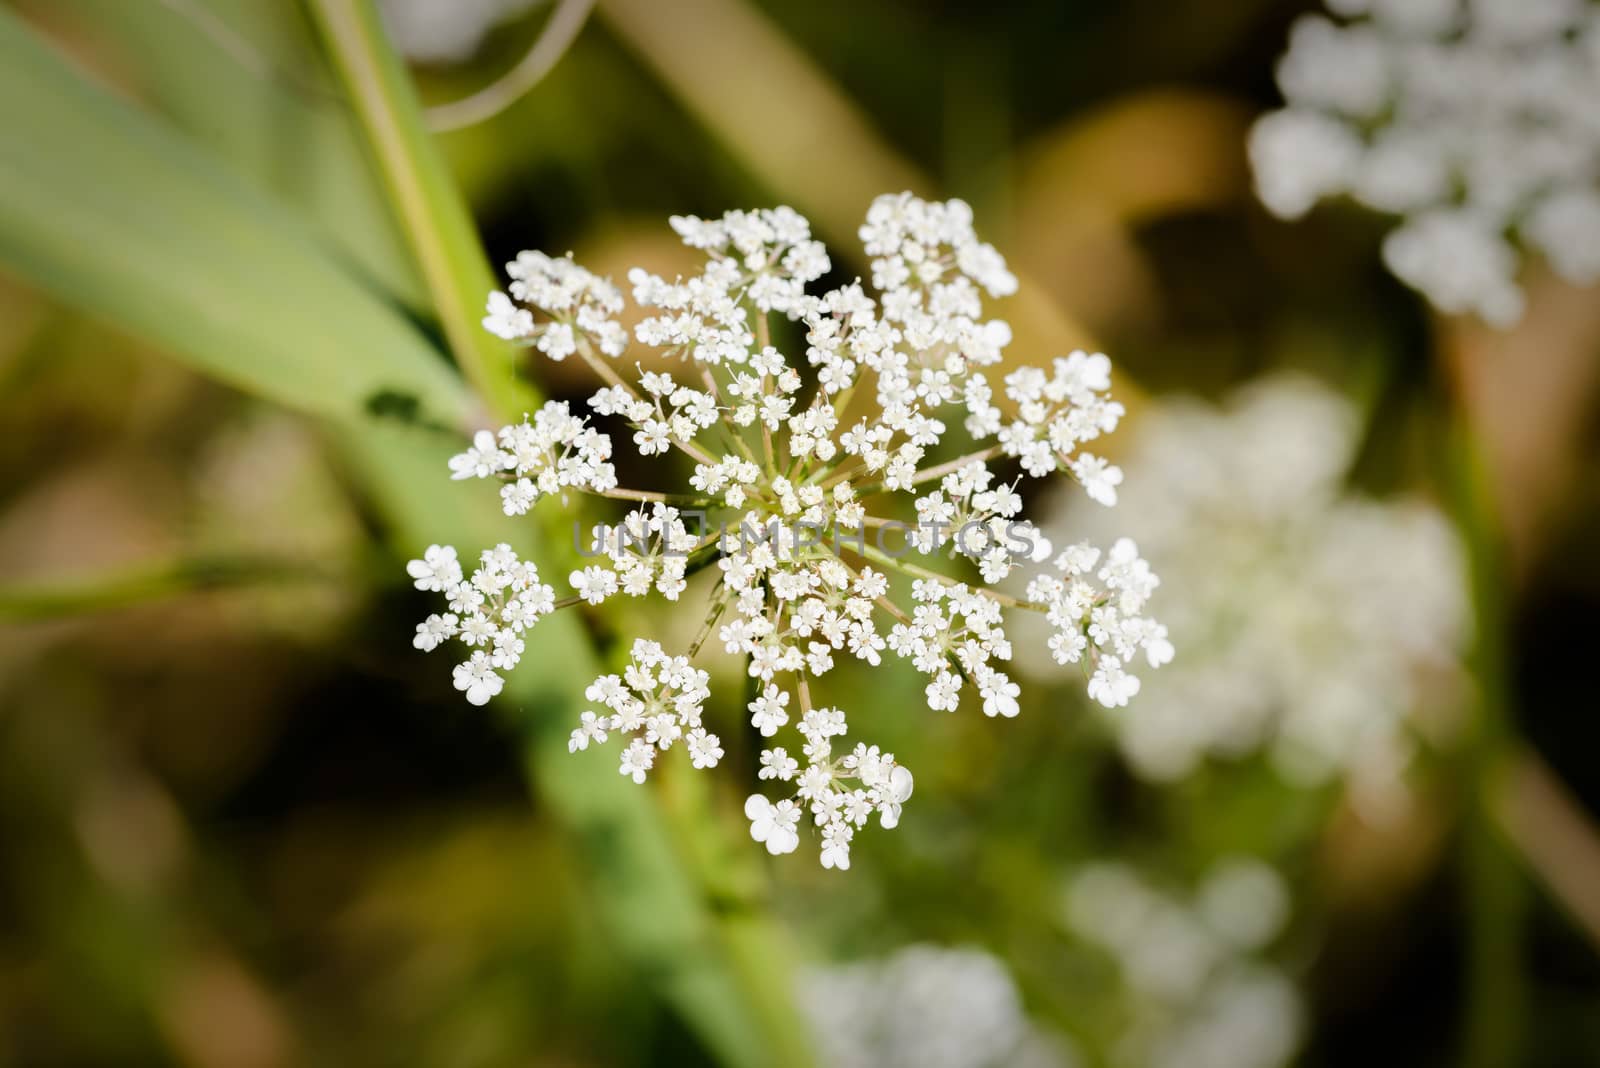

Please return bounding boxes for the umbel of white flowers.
[802,859,1301,1068]
[407,194,1171,869]
[1022,375,1468,819]
[802,945,1072,1068]
[1250,0,1600,326]
[1064,859,1303,1068]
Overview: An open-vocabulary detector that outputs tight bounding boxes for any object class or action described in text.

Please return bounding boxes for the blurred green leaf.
[0,8,469,427]
[44,0,430,312]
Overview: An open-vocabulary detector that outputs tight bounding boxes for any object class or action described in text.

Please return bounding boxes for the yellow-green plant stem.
[1449,420,1525,1068]
[0,557,329,621]
[305,0,536,424]
[656,755,816,1067]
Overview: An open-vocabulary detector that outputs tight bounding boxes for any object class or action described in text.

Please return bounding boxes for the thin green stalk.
[656,761,814,1066]
[0,557,328,621]
[1448,419,1525,1068]
[304,0,536,423]
[855,542,1042,612]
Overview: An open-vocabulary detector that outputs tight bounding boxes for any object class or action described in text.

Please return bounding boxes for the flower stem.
[1448,419,1525,1068]
[576,336,638,397]
[853,543,1044,612]
[0,556,331,620]
[598,486,713,507]
[906,443,1005,486]
[303,0,535,424]
[828,381,858,424]
[817,456,864,489]
[794,670,814,716]
[687,583,731,659]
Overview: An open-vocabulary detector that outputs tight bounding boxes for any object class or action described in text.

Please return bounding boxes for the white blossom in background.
[407,194,1168,868]
[1063,859,1302,1068]
[1019,375,1468,815]
[802,945,1074,1068]
[1250,0,1600,325]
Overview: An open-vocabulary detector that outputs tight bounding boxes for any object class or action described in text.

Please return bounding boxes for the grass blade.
[43,0,429,311]
[0,9,469,427]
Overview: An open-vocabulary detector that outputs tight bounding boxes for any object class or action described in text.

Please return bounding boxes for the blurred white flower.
[1250,0,1600,324]
[1064,860,1302,1068]
[1020,375,1469,812]
[1381,210,1525,326]
[410,195,1170,866]
[802,945,1074,1068]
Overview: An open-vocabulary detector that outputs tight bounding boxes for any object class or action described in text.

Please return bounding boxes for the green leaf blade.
[0,9,469,427]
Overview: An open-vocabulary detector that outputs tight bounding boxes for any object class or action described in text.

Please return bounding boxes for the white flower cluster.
[860,193,1017,368]
[410,194,1168,867]
[746,731,913,870]
[1024,539,1173,709]
[576,502,697,602]
[1063,860,1302,1068]
[1021,375,1467,813]
[570,639,721,781]
[1250,0,1600,325]
[407,543,556,705]
[890,579,1015,717]
[802,945,1072,1068]
[447,400,618,514]
[484,250,628,358]
[999,353,1125,495]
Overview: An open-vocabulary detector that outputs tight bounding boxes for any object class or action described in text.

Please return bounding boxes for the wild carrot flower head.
[408,194,1169,868]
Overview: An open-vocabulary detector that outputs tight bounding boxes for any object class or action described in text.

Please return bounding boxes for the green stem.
[305,0,535,424]
[0,557,330,620]
[656,762,812,1068]
[855,542,1043,612]
[906,443,1005,488]
[598,486,713,507]
[1449,418,1524,1068]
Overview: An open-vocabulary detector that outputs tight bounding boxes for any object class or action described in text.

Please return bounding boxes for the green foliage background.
[2,1,1599,1066]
